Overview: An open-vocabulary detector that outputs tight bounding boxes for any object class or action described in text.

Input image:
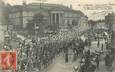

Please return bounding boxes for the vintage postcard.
[0,0,115,72]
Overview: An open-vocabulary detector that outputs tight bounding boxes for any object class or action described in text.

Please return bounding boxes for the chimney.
[22,0,27,6]
[70,4,72,9]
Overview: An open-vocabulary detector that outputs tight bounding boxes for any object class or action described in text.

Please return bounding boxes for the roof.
[8,5,22,13]
[26,3,73,11]
[8,3,73,13]
[7,3,85,16]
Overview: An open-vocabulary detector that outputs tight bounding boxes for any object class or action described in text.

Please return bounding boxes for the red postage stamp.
[0,51,17,71]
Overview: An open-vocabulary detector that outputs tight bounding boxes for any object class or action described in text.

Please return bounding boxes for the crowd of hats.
[16,30,80,72]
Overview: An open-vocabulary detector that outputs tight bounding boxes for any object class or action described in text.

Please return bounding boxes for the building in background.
[5,2,89,37]
[105,13,115,31]
[105,13,115,47]
[0,1,8,44]
[0,1,2,25]
[0,1,7,26]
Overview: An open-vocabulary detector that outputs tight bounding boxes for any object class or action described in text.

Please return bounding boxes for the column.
[56,13,59,29]
[52,13,55,25]
[58,13,61,28]
[59,13,60,24]
[59,13,64,29]
[54,13,57,30]
[54,13,57,24]
[50,13,52,25]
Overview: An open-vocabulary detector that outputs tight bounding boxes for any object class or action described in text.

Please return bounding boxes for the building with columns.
[6,3,89,36]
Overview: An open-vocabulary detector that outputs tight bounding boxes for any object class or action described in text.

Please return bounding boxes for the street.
[38,39,115,72]
[1,32,114,72]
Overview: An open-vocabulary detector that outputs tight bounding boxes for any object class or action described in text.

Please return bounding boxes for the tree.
[33,13,44,25]
[72,20,78,26]
[26,13,45,35]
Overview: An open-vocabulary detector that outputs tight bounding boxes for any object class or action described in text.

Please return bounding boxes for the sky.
[3,0,115,20]
[4,0,115,5]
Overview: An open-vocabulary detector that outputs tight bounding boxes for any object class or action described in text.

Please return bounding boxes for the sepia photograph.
[0,0,115,72]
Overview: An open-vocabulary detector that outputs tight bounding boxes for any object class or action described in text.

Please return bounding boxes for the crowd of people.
[2,31,115,72]
[16,39,74,72]
[75,38,115,72]
[15,37,88,72]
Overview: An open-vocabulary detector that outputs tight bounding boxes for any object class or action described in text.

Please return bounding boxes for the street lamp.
[34,23,39,40]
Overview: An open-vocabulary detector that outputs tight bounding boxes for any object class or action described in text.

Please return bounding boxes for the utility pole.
[34,23,39,40]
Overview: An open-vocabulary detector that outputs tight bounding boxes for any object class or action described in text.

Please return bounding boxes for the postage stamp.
[0,51,16,71]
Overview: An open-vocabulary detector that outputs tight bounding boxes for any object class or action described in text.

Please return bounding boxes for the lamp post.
[34,24,39,41]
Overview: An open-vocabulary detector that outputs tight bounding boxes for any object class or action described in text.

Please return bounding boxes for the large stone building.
[6,3,89,36]
[0,1,3,25]
[105,13,115,30]
[0,1,7,26]
[105,13,115,48]
[0,1,10,31]
[0,1,8,43]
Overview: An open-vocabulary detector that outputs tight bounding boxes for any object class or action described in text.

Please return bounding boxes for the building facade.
[105,13,115,48]
[0,1,8,43]
[0,1,3,25]
[105,13,115,30]
[6,3,89,36]
[0,1,8,26]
